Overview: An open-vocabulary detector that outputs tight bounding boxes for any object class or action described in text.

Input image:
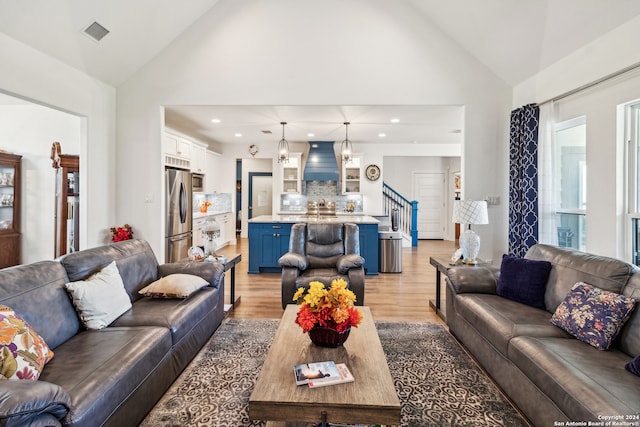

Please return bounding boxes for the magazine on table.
[308,363,354,388]
[294,361,340,385]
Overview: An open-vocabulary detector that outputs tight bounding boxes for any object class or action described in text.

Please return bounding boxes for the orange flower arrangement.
[293,279,362,333]
[199,199,212,213]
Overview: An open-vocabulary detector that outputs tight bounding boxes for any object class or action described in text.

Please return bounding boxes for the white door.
[249,173,273,219]
[413,172,445,239]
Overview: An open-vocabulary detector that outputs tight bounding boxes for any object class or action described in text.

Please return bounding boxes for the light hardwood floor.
[216,237,456,324]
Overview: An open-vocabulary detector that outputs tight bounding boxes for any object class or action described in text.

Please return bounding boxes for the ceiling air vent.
[83,21,110,42]
[261,130,272,134]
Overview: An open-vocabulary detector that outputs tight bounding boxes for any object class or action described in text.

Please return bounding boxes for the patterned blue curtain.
[509,104,540,257]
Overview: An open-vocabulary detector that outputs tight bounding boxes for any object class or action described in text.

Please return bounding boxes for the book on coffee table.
[308,363,354,388]
[294,361,340,385]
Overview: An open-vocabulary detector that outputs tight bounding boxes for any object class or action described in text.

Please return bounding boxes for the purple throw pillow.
[550,282,636,350]
[496,254,551,310]
[625,355,640,376]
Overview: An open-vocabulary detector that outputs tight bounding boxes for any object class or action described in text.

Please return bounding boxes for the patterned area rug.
[140,319,530,427]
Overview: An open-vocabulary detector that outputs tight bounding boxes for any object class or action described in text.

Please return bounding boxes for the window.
[626,101,640,265]
[554,117,586,251]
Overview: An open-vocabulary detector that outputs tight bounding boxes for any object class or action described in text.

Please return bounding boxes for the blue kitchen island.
[248,214,380,275]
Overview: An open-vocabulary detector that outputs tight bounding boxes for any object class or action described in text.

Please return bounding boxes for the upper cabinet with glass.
[281,152,302,194]
[342,155,361,194]
[0,152,22,268]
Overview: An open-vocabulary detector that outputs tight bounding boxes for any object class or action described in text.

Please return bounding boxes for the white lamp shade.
[452,200,489,225]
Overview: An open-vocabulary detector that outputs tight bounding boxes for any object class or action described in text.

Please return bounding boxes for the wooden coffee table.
[249,305,401,426]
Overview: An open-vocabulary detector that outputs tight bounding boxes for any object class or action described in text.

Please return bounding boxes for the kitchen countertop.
[277,211,366,216]
[249,214,380,224]
[193,210,231,220]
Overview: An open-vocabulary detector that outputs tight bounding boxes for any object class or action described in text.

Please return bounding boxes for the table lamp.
[452,200,489,264]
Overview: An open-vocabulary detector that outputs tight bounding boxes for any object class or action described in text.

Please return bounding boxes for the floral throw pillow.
[0,305,54,380]
[550,282,636,350]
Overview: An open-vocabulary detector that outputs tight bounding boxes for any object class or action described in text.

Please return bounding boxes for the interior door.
[413,172,445,239]
[249,172,272,219]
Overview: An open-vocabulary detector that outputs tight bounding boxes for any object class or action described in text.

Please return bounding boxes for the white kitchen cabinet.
[206,150,222,193]
[194,212,234,251]
[214,212,234,247]
[342,154,362,194]
[281,152,302,194]
[177,138,191,158]
[192,216,206,247]
[224,212,235,245]
[191,142,207,173]
[163,133,191,158]
[163,132,191,169]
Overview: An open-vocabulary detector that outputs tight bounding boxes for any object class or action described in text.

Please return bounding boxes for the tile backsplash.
[280,192,363,213]
[193,193,232,213]
[304,180,338,197]
[280,181,364,213]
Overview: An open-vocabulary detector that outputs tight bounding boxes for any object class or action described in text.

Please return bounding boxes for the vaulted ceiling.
[2,0,638,87]
[2,0,639,147]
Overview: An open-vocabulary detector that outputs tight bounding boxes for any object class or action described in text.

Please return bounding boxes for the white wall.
[0,99,81,263]
[117,0,511,261]
[0,33,117,252]
[513,15,640,260]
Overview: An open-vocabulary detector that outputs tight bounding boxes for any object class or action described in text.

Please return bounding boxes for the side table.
[429,256,489,321]
[221,254,242,312]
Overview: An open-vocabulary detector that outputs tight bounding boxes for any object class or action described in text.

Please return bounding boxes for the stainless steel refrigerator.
[165,168,192,263]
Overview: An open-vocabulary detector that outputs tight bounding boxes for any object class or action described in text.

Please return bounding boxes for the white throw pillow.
[138,274,208,299]
[64,261,132,330]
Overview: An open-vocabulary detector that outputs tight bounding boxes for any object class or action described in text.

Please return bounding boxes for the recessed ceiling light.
[390,118,400,123]
[307,133,315,137]
[378,133,386,138]
[234,133,242,137]
[211,118,221,123]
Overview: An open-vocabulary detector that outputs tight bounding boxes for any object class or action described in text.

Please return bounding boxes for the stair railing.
[382,182,418,247]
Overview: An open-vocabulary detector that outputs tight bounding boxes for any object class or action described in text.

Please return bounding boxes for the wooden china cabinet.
[52,143,80,257]
[0,152,22,268]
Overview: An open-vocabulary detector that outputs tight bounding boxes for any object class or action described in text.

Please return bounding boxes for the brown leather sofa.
[279,222,365,309]
[0,239,225,427]
[446,244,640,426]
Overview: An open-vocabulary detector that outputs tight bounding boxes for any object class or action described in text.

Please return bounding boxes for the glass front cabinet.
[0,152,22,268]
[342,155,362,194]
[54,154,80,257]
[281,152,302,194]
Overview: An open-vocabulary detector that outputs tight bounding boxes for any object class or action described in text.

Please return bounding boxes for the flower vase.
[308,326,351,347]
[200,206,208,213]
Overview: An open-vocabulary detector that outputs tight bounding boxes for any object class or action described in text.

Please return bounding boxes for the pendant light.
[341,121,353,162]
[277,121,289,163]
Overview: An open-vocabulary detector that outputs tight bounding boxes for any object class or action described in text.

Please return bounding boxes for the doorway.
[413,172,445,239]
[248,172,273,219]
[0,92,83,263]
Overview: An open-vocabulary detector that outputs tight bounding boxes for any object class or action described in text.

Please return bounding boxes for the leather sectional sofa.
[446,244,640,426]
[0,239,225,427]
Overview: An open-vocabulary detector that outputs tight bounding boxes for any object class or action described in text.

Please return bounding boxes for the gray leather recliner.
[278,222,365,309]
